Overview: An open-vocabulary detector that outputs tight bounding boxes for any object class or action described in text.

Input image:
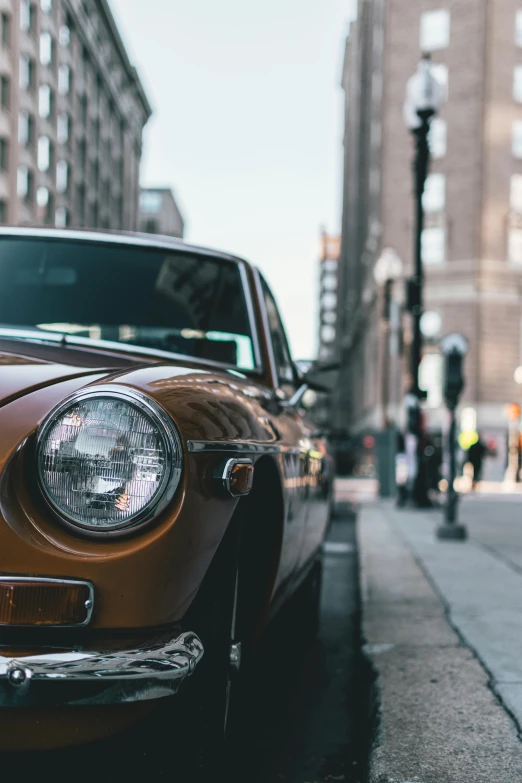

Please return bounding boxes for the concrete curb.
[359,502,522,783]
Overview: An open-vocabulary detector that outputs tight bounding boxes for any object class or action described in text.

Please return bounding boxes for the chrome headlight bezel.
[35,385,183,537]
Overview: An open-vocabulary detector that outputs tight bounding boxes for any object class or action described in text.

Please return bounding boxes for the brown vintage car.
[0,227,331,768]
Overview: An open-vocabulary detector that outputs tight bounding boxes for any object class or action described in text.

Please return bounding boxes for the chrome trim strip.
[0,577,94,627]
[0,631,204,707]
[239,262,263,371]
[188,439,302,456]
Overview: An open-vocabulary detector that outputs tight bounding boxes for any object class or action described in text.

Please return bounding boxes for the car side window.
[260,276,295,387]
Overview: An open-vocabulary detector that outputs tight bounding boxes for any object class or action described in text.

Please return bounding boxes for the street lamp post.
[437,333,469,540]
[374,247,403,426]
[403,55,446,507]
[374,248,403,498]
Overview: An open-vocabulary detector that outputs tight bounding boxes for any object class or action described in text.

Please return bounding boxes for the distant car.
[0,228,331,768]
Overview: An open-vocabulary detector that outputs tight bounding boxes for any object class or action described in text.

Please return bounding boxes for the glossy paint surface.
[0,354,328,629]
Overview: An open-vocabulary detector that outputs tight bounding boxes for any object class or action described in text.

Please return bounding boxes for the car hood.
[0,340,148,408]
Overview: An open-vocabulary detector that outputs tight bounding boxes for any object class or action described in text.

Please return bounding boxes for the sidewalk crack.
[387,508,522,745]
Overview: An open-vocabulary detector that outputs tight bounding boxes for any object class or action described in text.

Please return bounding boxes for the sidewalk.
[359,496,522,783]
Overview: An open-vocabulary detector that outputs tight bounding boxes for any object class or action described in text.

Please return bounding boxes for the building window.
[56,159,68,193]
[19,55,34,90]
[40,0,52,12]
[37,185,49,222]
[422,227,446,264]
[37,185,49,208]
[1,76,9,110]
[1,13,10,48]
[517,10,522,47]
[78,94,87,127]
[420,10,450,52]
[17,165,29,199]
[78,139,86,174]
[144,218,159,234]
[0,138,8,171]
[91,160,99,191]
[511,174,522,212]
[59,24,70,47]
[58,64,70,95]
[39,84,52,118]
[509,229,522,263]
[20,1,33,32]
[92,117,100,148]
[429,117,447,158]
[513,121,522,158]
[0,200,6,223]
[57,112,69,145]
[423,173,445,212]
[77,184,86,222]
[37,187,53,223]
[55,206,68,227]
[38,136,51,172]
[40,32,53,66]
[140,191,163,213]
[18,111,34,146]
[514,66,522,103]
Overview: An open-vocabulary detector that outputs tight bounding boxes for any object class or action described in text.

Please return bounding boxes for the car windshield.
[0,237,257,371]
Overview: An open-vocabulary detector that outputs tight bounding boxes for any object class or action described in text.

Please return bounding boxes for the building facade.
[139,187,184,238]
[318,230,340,362]
[337,0,522,478]
[0,0,151,230]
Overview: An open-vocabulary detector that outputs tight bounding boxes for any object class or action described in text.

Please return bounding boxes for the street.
[1,509,369,783]
[234,510,369,783]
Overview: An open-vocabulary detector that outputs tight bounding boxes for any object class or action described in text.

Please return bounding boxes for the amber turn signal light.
[229,462,255,496]
[0,578,93,627]
[215,459,254,497]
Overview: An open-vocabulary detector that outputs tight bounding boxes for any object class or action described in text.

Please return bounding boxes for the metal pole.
[445,406,458,523]
[437,403,467,539]
[410,110,433,507]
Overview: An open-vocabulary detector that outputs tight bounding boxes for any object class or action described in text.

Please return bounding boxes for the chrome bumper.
[0,631,203,707]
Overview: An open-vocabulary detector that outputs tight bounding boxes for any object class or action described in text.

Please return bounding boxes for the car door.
[257,274,310,591]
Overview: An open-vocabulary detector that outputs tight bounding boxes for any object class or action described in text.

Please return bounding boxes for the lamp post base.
[436,523,468,541]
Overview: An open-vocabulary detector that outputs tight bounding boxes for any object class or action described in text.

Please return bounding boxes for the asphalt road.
[3,511,369,783]
[233,512,369,783]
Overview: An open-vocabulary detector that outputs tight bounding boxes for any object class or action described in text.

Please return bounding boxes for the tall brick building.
[0,0,151,229]
[337,0,522,477]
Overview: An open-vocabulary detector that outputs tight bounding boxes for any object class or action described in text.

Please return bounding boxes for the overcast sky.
[109,0,356,359]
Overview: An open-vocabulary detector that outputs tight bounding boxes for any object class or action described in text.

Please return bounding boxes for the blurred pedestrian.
[395,431,408,507]
[467,436,487,488]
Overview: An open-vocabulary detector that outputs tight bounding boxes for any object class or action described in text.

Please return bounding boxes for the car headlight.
[36,386,182,535]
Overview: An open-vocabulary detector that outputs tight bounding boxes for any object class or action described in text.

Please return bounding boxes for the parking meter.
[439,333,469,536]
[441,333,468,410]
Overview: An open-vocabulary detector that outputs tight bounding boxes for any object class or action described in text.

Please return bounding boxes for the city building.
[0,0,151,230]
[139,187,184,238]
[318,229,340,362]
[336,0,522,478]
